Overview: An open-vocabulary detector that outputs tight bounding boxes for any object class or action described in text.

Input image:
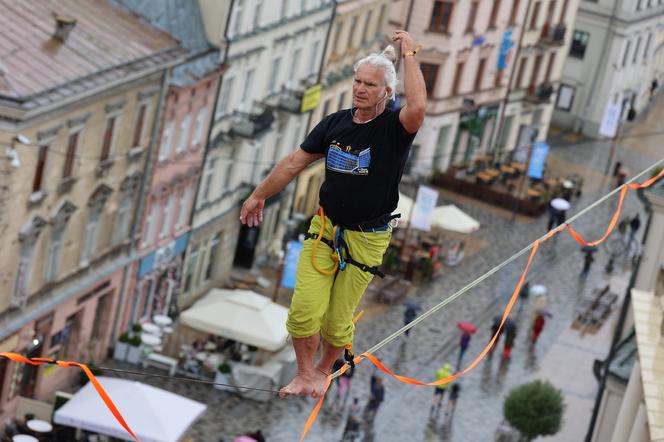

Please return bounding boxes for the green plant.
[119,332,131,343]
[503,380,565,441]
[129,335,142,347]
[131,323,142,333]
[218,362,232,374]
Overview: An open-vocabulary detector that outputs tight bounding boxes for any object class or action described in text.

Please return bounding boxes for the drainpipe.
[110,67,171,344]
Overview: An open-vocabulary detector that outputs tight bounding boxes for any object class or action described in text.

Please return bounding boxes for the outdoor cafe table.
[13,435,38,442]
[26,419,52,433]
[153,314,173,327]
[141,322,161,335]
[500,165,516,174]
[141,333,161,347]
[511,162,526,172]
[485,168,500,177]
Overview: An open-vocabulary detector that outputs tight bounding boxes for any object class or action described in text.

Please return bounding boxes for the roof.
[0,0,182,110]
[112,0,221,87]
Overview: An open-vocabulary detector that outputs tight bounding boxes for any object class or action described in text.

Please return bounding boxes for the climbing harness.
[305,208,400,278]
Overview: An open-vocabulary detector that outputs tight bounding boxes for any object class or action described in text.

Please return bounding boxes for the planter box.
[214,370,235,391]
[126,345,142,364]
[113,342,129,361]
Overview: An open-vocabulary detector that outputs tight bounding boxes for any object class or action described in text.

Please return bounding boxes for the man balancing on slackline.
[240,30,426,398]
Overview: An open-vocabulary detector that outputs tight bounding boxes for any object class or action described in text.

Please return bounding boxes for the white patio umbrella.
[550,198,571,211]
[180,289,289,351]
[431,205,480,234]
[531,284,548,296]
[53,377,206,442]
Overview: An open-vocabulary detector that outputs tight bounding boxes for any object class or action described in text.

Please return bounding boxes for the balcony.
[526,83,554,103]
[277,88,305,114]
[538,23,567,47]
[225,105,275,139]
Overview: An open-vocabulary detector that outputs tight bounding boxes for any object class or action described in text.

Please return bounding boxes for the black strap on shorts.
[303,232,385,278]
[334,213,401,232]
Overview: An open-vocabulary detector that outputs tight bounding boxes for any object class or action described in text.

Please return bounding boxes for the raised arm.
[393,30,427,134]
[240,149,324,227]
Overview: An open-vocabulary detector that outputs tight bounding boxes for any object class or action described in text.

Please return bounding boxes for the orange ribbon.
[0,353,139,441]
[299,167,664,440]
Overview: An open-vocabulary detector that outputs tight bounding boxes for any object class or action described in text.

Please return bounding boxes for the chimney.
[53,14,77,41]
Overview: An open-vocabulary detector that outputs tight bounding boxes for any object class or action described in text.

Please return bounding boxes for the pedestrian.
[488,316,502,353]
[366,376,385,419]
[501,321,517,359]
[580,250,595,277]
[531,312,546,344]
[403,305,418,337]
[342,398,362,441]
[430,363,452,414]
[650,78,659,101]
[332,358,354,403]
[241,31,427,399]
[457,332,471,370]
[446,383,461,416]
[547,202,560,231]
[629,213,641,243]
[517,281,530,314]
[615,165,627,188]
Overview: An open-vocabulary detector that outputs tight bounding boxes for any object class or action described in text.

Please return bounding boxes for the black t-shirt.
[300,107,417,226]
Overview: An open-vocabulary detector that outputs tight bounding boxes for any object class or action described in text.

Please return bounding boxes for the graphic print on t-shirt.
[326,140,371,175]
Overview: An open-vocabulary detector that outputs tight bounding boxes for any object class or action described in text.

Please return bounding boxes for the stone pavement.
[98,96,663,441]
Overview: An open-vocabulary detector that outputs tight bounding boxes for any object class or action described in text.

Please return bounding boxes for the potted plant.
[214,362,234,391]
[125,335,142,364]
[113,332,131,361]
[502,380,565,441]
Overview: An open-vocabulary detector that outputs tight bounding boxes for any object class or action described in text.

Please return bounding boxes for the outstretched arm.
[240,149,323,227]
[393,30,427,134]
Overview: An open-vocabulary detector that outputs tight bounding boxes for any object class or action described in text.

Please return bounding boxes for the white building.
[183,0,334,298]
[553,0,664,138]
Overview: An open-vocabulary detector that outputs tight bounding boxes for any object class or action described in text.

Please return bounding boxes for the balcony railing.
[526,83,554,103]
[277,88,305,114]
[539,23,566,46]
[226,105,275,139]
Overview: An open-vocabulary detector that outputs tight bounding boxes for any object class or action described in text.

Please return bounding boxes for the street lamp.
[5,134,31,169]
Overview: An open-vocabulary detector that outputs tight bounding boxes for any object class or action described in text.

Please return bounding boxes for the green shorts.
[286,214,392,347]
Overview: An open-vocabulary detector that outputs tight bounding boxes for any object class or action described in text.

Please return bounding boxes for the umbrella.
[530,284,548,296]
[457,322,477,334]
[403,301,422,310]
[562,180,574,189]
[550,198,571,211]
[538,308,553,318]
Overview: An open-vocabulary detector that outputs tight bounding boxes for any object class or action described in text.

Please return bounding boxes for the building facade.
[391,0,580,175]
[184,0,334,304]
[553,0,664,138]
[0,0,182,422]
[292,0,392,219]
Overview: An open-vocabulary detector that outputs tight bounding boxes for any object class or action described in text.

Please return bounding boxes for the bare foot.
[279,369,329,398]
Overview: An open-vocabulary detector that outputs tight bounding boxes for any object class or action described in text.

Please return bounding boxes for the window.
[288,48,302,85]
[33,145,48,193]
[176,115,191,154]
[545,52,556,83]
[361,11,373,44]
[338,91,348,109]
[272,122,285,163]
[509,0,521,25]
[622,40,631,67]
[489,0,501,28]
[63,132,79,179]
[253,0,263,28]
[308,41,320,75]
[475,58,487,90]
[282,0,290,19]
[529,54,543,89]
[13,242,36,307]
[113,191,132,245]
[100,116,116,162]
[176,186,192,229]
[331,22,343,54]
[346,16,358,50]
[636,0,643,10]
[434,125,451,168]
[529,1,541,29]
[466,1,479,33]
[231,0,244,35]
[132,104,147,147]
[44,227,64,282]
[430,1,454,33]
[183,244,200,293]
[376,5,386,36]
[560,0,568,21]
[569,30,589,58]
[452,61,464,95]
[81,207,101,263]
[143,203,159,247]
[515,57,527,88]
[218,77,234,115]
[321,98,332,118]
[643,33,652,61]
[160,194,175,239]
[495,68,504,88]
[267,57,282,93]
[240,68,255,110]
[633,36,641,64]
[159,121,174,161]
[421,63,439,95]
[192,107,207,147]
[204,234,221,281]
[223,152,235,190]
[201,158,217,203]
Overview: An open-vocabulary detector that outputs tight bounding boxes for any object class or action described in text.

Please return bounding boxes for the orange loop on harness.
[298,168,664,440]
[311,208,340,276]
[0,352,140,442]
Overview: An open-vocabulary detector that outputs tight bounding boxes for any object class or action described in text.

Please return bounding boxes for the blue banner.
[281,240,303,289]
[497,28,514,70]
[527,141,550,179]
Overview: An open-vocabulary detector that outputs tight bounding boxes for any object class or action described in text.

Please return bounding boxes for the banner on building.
[300,84,322,113]
[281,240,303,289]
[527,141,550,179]
[410,185,439,232]
[599,101,621,138]
[497,28,514,69]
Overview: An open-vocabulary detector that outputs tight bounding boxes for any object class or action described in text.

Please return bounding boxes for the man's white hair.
[354,46,398,100]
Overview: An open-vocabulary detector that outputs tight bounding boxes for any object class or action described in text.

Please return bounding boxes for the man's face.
[352,64,389,109]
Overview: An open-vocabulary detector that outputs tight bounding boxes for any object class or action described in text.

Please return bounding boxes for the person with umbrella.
[547,197,570,231]
[456,322,476,370]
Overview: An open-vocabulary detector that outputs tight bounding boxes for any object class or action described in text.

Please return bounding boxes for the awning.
[396,193,480,234]
[179,289,289,351]
[53,377,206,442]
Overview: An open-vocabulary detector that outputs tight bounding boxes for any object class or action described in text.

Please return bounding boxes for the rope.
[310,209,340,276]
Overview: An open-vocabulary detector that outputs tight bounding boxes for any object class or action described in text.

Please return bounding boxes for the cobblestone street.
[102,100,662,441]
